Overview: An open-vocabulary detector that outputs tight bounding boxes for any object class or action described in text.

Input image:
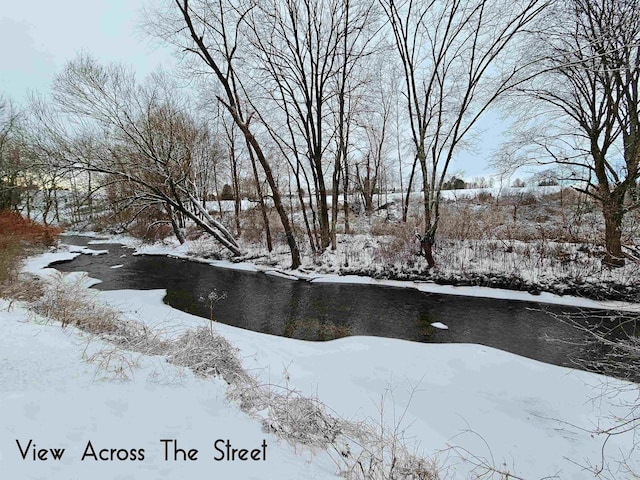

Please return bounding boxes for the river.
[52,236,625,373]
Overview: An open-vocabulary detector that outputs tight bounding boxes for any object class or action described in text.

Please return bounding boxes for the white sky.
[0,0,173,103]
[0,1,515,180]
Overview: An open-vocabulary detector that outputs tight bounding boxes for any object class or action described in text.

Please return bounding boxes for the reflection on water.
[54,236,630,372]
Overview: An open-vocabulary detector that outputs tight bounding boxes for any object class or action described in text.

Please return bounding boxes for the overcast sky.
[0,1,173,103]
[0,1,517,180]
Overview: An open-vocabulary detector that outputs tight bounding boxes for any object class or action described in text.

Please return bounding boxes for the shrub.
[0,210,61,246]
[373,223,420,267]
[32,273,119,333]
[0,210,61,291]
[125,207,174,242]
[220,184,235,201]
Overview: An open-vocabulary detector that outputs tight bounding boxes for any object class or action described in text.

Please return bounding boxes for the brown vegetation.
[0,210,60,290]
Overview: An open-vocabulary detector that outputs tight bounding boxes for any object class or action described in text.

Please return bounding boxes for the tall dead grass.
[24,266,441,479]
[0,210,61,294]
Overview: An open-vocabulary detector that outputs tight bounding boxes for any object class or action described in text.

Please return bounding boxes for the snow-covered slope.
[1,250,638,479]
[0,300,338,480]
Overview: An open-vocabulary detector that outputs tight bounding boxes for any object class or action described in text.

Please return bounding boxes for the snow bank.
[0,301,338,480]
[22,245,638,478]
[98,289,639,480]
[310,273,640,312]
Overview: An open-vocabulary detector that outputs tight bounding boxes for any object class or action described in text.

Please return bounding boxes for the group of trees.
[144,0,550,268]
[499,0,640,265]
[0,96,21,210]
[1,0,638,269]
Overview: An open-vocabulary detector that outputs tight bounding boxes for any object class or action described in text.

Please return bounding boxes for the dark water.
[53,236,623,371]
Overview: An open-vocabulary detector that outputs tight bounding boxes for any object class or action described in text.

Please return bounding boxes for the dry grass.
[20,265,442,480]
[373,226,422,268]
[32,273,119,333]
[0,209,61,295]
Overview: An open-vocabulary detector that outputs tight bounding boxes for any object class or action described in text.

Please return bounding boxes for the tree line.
[1,0,638,268]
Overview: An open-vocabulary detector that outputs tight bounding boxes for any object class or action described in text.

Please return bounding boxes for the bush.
[125,208,174,242]
[33,273,119,333]
[220,184,235,201]
[0,210,61,291]
[0,210,61,246]
[373,223,420,266]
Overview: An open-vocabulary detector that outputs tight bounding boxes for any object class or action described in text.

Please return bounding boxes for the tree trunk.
[316,155,331,250]
[237,122,300,268]
[403,154,419,222]
[424,241,436,269]
[247,140,273,252]
[167,204,186,244]
[602,200,625,266]
[418,232,436,269]
[231,144,242,237]
[343,157,350,234]
[330,150,341,250]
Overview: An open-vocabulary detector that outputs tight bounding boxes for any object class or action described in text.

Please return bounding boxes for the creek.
[52,236,622,372]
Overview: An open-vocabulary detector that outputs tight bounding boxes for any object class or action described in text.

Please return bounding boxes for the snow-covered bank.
[90,287,640,479]
[0,300,337,480]
[5,249,638,479]
[77,236,640,312]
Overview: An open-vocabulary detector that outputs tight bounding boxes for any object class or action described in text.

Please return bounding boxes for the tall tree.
[149,0,301,267]
[243,0,377,251]
[379,0,548,268]
[507,0,640,266]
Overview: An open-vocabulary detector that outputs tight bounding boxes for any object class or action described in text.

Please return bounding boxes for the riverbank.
[71,233,640,312]
[1,247,637,479]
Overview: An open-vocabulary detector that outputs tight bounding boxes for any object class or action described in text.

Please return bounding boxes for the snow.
[0,301,337,480]
[309,273,640,312]
[207,260,259,273]
[68,245,109,256]
[21,251,81,279]
[264,270,301,281]
[94,288,640,479]
[12,248,637,479]
[430,322,449,330]
[438,185,563,200]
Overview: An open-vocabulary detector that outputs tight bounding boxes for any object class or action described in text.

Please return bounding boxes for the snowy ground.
[1,249,638,479]
[55,181,640,303]
[0,300,337,480]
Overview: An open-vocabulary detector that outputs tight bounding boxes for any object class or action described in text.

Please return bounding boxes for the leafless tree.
[147,0,301,267]
[379,0,548,268]
[221,116,243,236]
[501,0,640,266]
[38,55,241,253]
[243,0,378,251]
[0,96,24,210]
[353,65,393,216]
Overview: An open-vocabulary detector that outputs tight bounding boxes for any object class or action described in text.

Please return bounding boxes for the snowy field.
[0,249,638,479]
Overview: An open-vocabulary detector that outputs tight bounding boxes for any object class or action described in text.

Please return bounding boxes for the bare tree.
[222,116,243,236]
[38,56,241,253]
[379,0,548,268]
[0,96,24,210]
[503,0,640,266]
[243,0,378,251]
[147,0,301,268]
[329,0,380,247]
[353,66,393,215]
